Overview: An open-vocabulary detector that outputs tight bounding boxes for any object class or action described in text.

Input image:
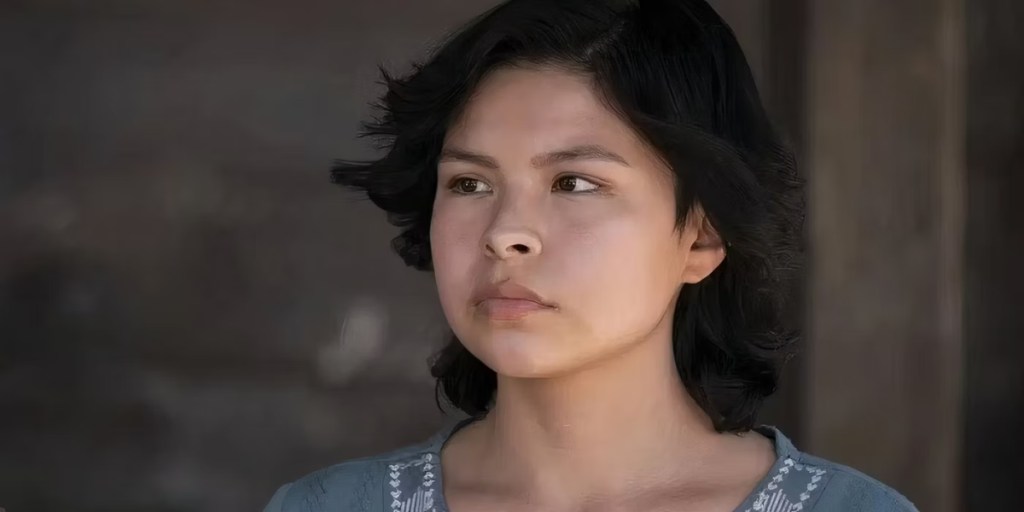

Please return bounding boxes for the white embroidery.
[747,458,828,512]
[389,453,438,512]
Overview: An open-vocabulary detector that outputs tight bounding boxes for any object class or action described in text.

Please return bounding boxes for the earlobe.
[680,212,727,284]
[681,244,726,284]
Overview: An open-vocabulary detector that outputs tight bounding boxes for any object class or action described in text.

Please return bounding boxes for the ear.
[680,211,727,285]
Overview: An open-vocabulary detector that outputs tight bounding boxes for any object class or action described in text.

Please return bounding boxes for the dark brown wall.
[0,2,489,510]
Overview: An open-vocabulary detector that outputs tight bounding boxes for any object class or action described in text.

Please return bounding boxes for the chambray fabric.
[263,417,917,512]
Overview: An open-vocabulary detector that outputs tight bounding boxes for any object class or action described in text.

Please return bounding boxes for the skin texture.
[430,65,774,511]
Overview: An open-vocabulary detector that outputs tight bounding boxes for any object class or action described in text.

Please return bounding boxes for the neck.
[466,318,726,504]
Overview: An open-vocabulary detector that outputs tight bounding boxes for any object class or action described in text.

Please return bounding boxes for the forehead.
[444,65,643,151]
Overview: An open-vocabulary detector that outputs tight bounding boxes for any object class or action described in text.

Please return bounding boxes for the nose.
[484,229,542,260]
[482,213,543,261]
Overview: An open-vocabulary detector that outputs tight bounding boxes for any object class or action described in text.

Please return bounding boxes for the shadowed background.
[1,0,1021,511]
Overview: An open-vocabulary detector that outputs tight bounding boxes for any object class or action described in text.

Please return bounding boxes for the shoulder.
[792,453,918,511]
[747,427,918,512]
[261,440,437,512]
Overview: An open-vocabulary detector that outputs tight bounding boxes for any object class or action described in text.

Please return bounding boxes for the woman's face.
[431,65,722,378]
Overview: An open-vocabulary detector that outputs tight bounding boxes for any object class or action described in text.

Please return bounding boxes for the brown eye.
[451,178,492,194]
[554,176,576,192]
[553,175,600,193]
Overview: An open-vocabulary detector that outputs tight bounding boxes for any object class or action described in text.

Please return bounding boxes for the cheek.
[430,202,484,305]
[557,202,680,330]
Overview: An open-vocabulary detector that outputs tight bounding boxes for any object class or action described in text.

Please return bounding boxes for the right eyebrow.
[437,147,499,169]
[438,144,632,170]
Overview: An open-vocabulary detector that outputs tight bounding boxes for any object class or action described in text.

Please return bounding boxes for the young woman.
[264,0,916,510]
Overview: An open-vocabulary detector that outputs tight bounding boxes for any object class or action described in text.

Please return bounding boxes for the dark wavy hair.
[331,0,805,433]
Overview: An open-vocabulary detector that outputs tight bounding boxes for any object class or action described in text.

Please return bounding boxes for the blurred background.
[1,0,1021,511]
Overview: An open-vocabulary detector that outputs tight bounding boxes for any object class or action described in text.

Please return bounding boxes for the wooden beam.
[803,0,965,510]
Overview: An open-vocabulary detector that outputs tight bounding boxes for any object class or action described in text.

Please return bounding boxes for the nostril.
[510,244,529,254]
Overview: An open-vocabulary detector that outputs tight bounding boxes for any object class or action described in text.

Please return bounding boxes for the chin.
[466,329,585,379]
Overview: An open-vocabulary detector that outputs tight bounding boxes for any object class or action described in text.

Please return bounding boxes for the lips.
[471,280,556,320]
[472,281,554,307]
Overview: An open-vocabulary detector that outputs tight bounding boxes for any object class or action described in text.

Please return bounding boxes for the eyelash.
[446,175,603,195]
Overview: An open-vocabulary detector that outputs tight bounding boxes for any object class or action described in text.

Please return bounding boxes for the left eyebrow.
[530,144,632,168]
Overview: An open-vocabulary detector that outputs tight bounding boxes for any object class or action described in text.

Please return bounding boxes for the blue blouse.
[263,417,917,512]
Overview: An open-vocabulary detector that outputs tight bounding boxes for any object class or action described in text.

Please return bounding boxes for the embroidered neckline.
[746,457,828,512]
[388,453,438,512]
[386,418,826,512]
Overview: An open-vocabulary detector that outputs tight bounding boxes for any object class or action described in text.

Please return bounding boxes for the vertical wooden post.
[964,0,1024,508]
[803,0,965,510]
